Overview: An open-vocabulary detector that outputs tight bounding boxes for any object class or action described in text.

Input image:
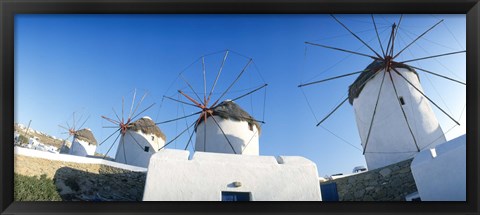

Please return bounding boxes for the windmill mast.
[24,120,32,137]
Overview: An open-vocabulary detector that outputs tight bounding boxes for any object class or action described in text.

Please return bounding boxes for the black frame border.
[1,0,478,214]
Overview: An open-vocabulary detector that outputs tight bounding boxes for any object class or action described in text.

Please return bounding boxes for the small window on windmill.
[144,146,150,152]
[151,136,155,141]
[399,96,405,105]
[248,123,253,131]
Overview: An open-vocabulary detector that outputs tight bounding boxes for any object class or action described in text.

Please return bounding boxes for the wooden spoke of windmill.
[301,15,465,88]
[158,51,267,154]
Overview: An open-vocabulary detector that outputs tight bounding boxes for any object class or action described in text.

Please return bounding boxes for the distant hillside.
[14,123,67,149]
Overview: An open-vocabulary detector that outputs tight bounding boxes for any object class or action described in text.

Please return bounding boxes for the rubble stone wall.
[321,158,417,201]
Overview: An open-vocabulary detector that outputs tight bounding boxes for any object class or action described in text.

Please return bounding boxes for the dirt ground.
[14,154,146,201]
[14,155,102,179]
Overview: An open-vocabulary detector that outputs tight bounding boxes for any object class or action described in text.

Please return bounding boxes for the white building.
[410,134,466,201]
[69,128,97,157]
[114,116,166,168]
[349,61,446,170]
[14,132,20,144]
[143,150,321,201]
[27,137,40,149]
[59,140,71,154]
[195,100,260,155]
[143,101,322,201]
[25,136,58,153]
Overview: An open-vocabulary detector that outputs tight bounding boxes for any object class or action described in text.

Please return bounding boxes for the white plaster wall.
[410,134,466,201]
[69,139,96,157]
[14,132,19,142]
[28,138,40,146]
[195,116,259,155]
[115,130,165,168]
[59,141,71,154]
[143,149,321,201]
[14,146,147,172]
[353,68,446,170]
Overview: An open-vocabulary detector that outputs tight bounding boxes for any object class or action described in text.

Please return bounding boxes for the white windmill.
[299,15,465,170]
[143,51,321,201]
[158,50,267,155]
[70,128,97,156]
[100,90,166,167]
[58,112,97,156]
[194,100,262,155]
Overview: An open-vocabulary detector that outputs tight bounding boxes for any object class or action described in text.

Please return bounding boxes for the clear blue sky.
[14,14,466,176]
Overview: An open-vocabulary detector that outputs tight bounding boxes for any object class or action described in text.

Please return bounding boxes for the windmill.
[100,89,166,167]
[299,15,466,170]
[158,50,267,155]
[58,112,96,156]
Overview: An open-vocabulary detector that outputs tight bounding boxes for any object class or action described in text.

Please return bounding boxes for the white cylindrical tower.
[70,128,97,157]
[349,61,446,170]
[115,116,166,167]
[195,100,261,155]
[59,140,71,154]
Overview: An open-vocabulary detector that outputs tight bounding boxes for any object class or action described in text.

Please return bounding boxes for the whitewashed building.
[14,132,20,144]
[27,137,40,149]
[143,150,321,201]
[69,128,97,157]
[410,134,466,201]
[349,61,446,170]
[115,116,166,168]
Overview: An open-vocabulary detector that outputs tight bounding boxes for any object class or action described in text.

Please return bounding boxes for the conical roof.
[198,100,261,134]
[348,60,418,105]
[74,128,97,145]
[128,116,166,141]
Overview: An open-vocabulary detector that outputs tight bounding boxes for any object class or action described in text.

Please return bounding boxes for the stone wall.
[15,154,146,201]
[321,158,417,201]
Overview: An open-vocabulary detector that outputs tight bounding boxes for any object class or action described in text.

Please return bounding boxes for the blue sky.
[14,14,466,176]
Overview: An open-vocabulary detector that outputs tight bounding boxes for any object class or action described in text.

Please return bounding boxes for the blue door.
[221,191,250,201]
[320,183,339,201]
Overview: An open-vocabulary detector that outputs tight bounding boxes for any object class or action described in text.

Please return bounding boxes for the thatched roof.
[128,116,166,141]
[348,60,418,105]
[198,100,261,135]
[74,128,97,145]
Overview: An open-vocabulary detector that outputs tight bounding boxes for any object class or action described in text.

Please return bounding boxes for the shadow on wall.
[227,134,249,154]
[70,143,87,156]
[53,166,146,201]
[197,134,248,154]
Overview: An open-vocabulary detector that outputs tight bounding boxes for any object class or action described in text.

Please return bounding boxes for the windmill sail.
[58,112,96,156]
[158,50,267,155]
